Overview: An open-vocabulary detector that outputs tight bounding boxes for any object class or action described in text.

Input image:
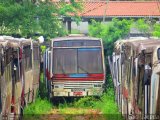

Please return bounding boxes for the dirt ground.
[40,108,106,120]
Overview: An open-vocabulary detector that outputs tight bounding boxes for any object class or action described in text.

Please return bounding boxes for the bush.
[73,97,97,108]
[72,88,124,120]
[89,18,132,56]
[23,98,52,119]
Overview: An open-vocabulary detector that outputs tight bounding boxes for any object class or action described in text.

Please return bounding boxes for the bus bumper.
[52,88,103,97]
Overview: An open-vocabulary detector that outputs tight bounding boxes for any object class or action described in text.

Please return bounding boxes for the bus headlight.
[54,84,64,89]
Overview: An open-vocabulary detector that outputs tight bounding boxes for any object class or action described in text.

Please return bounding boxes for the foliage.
[132,18,150,36]
[73,97,97,108]
[152,23,160,38]
[23,98,52,120]
[40,45,46,53]
[38,73,48,99]
[71,29,81,34]
[72,88,123,120]
[89,18,132,55]
[94,89,123,120]
[105,74,114,90]
[0,0,82,39]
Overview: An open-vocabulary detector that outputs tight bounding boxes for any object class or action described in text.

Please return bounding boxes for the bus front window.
[78,48,103,74]
[53,49,77,74]
[53,48,103,74]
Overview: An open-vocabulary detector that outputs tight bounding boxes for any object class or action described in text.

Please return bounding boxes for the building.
[52,1,160,35]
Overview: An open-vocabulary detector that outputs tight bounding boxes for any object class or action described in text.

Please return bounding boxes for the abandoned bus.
[109,37,160,119]
[48,36,105,97]
[0,36,40,119]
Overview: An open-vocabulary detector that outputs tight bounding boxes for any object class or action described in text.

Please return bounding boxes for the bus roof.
[124,38,160,54]
[5,38,32,47]
[51,36,101,42]
[114,38,147,53]
[0,36,33,48]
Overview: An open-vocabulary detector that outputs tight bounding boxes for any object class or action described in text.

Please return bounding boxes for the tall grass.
[72,89,124,120]
[93,89,123,120]
[23,98,52,120]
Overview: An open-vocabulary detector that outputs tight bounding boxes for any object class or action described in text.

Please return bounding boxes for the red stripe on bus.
[46,69,51,80]
[52,73,105,81]
[53,73,104,78]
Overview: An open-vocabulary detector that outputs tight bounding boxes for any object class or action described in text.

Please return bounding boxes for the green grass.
[23,73,123,120]
[94,89,123,120]
[23,98,52,120]
[73,96,97,108]
[72,89,124,120]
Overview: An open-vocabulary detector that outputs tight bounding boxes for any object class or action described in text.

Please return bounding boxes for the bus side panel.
[23,46,33,104]
[32,45,40,101]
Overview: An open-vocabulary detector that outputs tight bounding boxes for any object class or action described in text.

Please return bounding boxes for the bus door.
[143,54,152,117]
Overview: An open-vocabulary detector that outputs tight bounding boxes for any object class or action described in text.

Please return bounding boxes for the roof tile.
[52,1,160,17]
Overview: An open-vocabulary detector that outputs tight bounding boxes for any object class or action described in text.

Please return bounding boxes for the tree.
[0,0,82,39]
[152,23,160,38]
[89,18,132,55]
[132,18,151,37]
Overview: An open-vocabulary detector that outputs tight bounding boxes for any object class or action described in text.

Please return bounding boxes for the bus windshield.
[53,48,103,74]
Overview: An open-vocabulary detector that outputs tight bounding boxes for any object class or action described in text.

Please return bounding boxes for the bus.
[0,36,40,119]
[46,36,106,97]
[109,37,160,119]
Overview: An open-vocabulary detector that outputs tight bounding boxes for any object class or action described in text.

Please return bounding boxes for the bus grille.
[52,81,104,89]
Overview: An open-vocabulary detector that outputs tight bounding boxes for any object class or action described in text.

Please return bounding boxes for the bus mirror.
[157,48,160,60]
[14,65,17,71]
[38,36,44,43]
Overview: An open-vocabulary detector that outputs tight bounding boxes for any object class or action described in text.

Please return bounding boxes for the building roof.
[81,1,160,17]
[52,1,160,18]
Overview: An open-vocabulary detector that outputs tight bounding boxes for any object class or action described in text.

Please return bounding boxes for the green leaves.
[0,0,82,39]
[153,23,160,38]
[133,18,150,35]
[89,18,132,55]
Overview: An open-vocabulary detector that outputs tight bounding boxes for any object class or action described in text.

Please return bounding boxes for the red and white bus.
[46,36,106,97]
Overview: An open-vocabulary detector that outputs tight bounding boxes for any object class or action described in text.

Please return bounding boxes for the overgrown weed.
[72,88,124,120]
[23,98,52,119]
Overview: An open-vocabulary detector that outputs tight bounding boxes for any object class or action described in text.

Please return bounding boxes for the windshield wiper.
[78,65,89,74]
[59,62,65,74]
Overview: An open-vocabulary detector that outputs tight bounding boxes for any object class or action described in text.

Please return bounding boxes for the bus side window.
[33,46,39,60]
[13,51,20,82]
[24,46,32,70]
[117,58,120,83]
[137,66,144,110]
[0,58,3,75]
[13,58,20,82]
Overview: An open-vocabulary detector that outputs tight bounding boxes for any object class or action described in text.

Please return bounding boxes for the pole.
[103,0,109,23]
